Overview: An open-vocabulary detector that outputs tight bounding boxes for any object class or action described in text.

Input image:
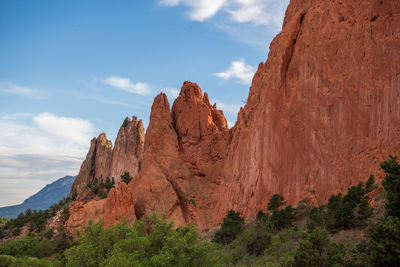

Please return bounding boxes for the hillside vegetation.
[0,156,399,266]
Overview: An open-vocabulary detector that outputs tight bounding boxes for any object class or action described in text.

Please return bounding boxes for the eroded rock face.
[70,118,144,202]
[68,87,229,232]
[67,183,136,233]
[110,117,144,184]
[70,133,113,202]
[68,0,400,232]
[215,0,400,221]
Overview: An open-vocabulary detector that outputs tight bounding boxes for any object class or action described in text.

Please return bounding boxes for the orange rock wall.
[216,0,400,219]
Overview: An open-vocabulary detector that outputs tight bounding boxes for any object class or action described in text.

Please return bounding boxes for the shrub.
[269,205,296,231]
[294,227,346,267]
[365,174,378,193]
[0,227,4,239]
[212,210,244,245]
[241,224,271,256]
[122,117,130,128]
[31,240,54,258]
[268,194,286,211]
[381,155,400,218]
[121,172,133,184]
[63,214,227,266]
[44,229,53,240]
[12,228,21,237]
[306,206,327,232]
[368,215,400,266]
[60,204,70,223]
[71,190,77,201]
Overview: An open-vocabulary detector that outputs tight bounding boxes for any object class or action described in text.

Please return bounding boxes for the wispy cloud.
[0,112,97,206]
[102,76,152,96]
[159,0,227,21]
[228,0,288,28]
[159,0,289,29]
[214,100,242,114]
[214,60,256,84]
[166,87,180,101]
[0,81,42,98]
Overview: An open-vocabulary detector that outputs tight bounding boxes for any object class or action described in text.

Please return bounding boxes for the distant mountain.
[0,175,76,218]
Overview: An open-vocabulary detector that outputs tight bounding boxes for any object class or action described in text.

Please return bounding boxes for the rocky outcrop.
[70,133,113,202]
[67,85,229,231]
[110,117,144,184]
[68,183,136,233]
[70,118,144,202]
[68,0,400,232]
[215,0,400,220]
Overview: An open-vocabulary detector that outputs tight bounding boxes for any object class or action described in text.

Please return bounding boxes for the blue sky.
[0,0,289,206]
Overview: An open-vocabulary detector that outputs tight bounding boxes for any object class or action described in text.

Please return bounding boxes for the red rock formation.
[68,0,400,232]
[70,133,113,202]
[110,117,144,184]
[68,86,229,231]
[68,183,136,233]
[215,0,400,220]
[70,118,144,202]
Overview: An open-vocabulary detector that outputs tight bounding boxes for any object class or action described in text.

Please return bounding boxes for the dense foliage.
[64,214,228,267]
[1,156,399,266]
[87,177,115,198]
[3,198,70,235]
[381,155,400,218]
[212,210,245,245]
[267,194,286,211]
[306,177,375,233]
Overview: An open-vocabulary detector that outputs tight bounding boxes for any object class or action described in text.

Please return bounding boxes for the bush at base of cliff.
[212,210,244,245]
[381,155,400,218]
[368,215,400,266]
[293,227,347,267]
[63,215,230,266]
[0,255,54,267]
[120,172,133,185]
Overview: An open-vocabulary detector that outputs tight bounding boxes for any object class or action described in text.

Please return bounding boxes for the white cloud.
[0,81,42,98]
[166,87,180,100]
[214,60,256,84]
[33,113,95,147]
[214,100,242,114]
[159,0,289,28]
[0,113,96,206]
[103,76,151,96]
[228,0,288,27]
[160,0,227,21]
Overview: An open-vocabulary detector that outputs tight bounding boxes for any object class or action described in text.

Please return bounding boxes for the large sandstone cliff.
[215,0,400,219]
[67,0,400,232]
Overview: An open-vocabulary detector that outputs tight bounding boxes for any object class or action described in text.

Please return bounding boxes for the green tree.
[365,174,378,193]
[0,227,5,239]
[294,227,345,267]
[31,240,54,258]
[63,215,227,266]
[120,172,133,184]
[306,206,327,232]
[44,228,53,240]
[381,155,400,218]
[212,210,244,245]
[12,227,21,237]
[269,205,296,231]
[71,190,77,201]
[368,215,400,266]
[267,194,286,211]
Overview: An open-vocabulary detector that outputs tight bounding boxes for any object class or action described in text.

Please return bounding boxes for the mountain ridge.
[0,175,76,218]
